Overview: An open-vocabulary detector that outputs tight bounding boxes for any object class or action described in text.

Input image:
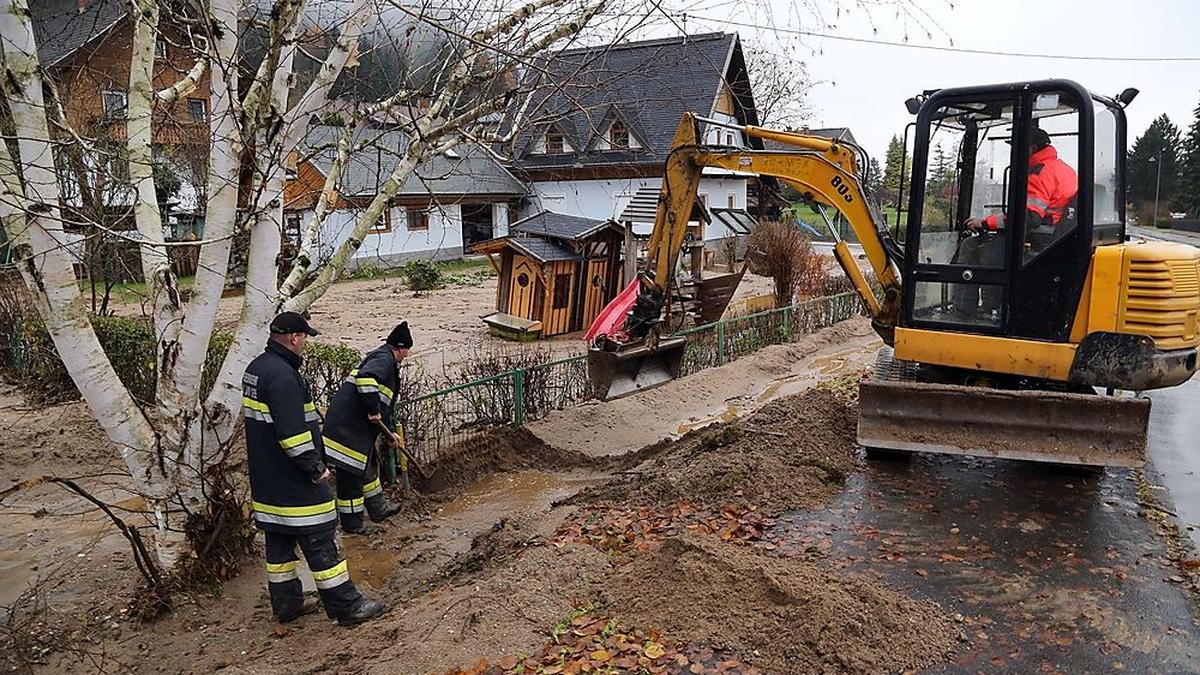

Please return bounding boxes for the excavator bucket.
[588,336,687,401]
[857,379,1150,467]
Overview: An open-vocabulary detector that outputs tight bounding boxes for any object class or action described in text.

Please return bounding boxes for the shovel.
[373,418,432,480]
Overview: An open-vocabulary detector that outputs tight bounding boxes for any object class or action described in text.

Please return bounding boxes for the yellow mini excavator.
[587,79,1200,467]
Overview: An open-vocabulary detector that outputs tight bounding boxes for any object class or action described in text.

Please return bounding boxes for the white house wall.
[527,176,748,241]
[316,203,466,267]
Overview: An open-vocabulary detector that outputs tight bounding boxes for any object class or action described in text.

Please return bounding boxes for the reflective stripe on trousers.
[252,499,337,528]
[336,497,365,514]
[363,477,383,499]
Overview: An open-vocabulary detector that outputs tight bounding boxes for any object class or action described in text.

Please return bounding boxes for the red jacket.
[983,145,1078,230]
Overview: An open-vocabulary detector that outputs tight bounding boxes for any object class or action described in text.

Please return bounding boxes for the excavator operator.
[966,127,1079,237]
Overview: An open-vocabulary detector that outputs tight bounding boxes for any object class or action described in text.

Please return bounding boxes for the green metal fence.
[396,291,863,464]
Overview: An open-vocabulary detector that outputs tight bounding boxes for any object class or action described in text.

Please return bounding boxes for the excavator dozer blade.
[857,380,1149,467]
[588,336,687,401]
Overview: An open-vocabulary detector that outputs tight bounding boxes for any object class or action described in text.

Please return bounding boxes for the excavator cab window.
[907,96,1019,330]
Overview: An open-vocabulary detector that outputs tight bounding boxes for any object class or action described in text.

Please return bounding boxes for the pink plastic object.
[584,278,640,342]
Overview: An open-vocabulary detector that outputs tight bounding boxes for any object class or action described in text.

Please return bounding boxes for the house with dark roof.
[30,0,212,240]
[512,32,762,259]
[471,211,624,338]
[283,125,527,265]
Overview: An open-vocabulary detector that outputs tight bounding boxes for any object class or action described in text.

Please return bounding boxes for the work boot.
[342,521,382,536]
[275,598,322,624]
[367,499,402,523]
[337,598,388,627]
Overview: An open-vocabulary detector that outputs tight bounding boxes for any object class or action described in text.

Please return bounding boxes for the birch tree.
[0,0,619,575]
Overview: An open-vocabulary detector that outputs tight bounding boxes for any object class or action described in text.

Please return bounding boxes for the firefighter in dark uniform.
[323,322,411,534]
[242,312,386,625]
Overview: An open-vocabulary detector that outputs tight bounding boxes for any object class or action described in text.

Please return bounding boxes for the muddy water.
[0,510,123,606]
[342,470,603,591]
[674,346,866,436]
[1147,376,1200,548]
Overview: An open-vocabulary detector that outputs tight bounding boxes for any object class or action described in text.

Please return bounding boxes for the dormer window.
[545,129,565,154]
[609,121,630,150]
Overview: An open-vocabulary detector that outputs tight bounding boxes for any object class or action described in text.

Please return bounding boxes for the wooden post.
[623,221,636,285]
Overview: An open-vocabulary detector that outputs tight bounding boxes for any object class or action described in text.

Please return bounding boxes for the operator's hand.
[965,217,985,231]
[387,432,402,448]
[367,412,382,423]
[312,467,332,484]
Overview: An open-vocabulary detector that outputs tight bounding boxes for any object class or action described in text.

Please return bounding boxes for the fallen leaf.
[589,649,611,663]
[644,642,666,659]
[498,655,519,671]
[915,569,929,577]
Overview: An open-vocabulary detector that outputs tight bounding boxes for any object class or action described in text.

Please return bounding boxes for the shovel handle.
[373,418,429,479]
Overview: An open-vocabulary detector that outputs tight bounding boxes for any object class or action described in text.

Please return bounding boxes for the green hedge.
[4,313,359,409]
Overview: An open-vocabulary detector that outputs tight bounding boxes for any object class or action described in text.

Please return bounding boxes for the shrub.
[402,259,442,293]
[0,288,359,409]
[302,340,361,410]
[747,221,829,307]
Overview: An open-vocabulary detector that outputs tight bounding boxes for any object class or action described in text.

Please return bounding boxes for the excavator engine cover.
[857,379,1149,467]
[588,336,687,401]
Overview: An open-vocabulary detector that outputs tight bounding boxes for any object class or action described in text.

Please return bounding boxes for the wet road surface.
[1148,377,1200,549]
[773,454,1200,674]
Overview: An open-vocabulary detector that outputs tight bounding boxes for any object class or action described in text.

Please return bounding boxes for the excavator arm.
[588,113,904,399]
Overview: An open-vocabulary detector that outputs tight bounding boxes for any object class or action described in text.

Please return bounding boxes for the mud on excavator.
[586,79,1200,467]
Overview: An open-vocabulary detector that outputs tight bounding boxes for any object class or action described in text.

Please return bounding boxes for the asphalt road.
[1129,224,1200,550]
[776,455,1200,673]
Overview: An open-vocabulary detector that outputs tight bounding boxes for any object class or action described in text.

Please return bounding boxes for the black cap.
[1008,127,1051,148]
[386,321,413,349]
[270,311,319,336]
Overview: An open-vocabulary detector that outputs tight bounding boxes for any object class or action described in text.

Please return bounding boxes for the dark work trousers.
[335,446,385,531]
[952,233,1005,320]
[264,527,363,620]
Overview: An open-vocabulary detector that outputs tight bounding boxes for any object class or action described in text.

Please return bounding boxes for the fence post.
[512,368,526,426]
[716,320,726,365]
[782,305,792,342]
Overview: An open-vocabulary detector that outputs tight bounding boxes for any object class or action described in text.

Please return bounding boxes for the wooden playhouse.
[473,211,624,339]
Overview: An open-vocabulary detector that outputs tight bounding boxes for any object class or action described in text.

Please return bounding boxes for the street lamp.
[1149,152,1162,227]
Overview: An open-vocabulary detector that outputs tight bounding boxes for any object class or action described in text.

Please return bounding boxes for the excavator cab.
[900,80,1124,342]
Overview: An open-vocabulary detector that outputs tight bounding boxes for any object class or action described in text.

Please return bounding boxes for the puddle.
[436,470,593,520]
[676,405,742,436]
[342,539,398,590]
[0,512,115,606]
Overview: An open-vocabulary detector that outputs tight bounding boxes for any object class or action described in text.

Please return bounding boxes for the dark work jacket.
[321,345,399,476]
[242,340,335,534]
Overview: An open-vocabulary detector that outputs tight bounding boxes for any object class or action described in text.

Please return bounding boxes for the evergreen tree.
[882,135,910,207]
[1175,94,1200,216]
[1127,114,1182,208]
[865,156,884,208]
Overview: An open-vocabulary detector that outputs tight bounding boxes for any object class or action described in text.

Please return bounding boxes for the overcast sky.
[677,0,1199,160]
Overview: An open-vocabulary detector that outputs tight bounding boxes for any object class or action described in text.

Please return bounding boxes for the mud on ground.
[565,388,859,515]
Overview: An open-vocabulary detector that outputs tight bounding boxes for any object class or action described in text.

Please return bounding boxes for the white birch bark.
[127,0,189,428]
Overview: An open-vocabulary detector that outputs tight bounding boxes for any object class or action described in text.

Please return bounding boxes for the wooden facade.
[476,212,624,338]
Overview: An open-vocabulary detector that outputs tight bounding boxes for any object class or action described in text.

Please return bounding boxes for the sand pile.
[420,426,600,494]
[603,533,958,674]
[571,388,859,514]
